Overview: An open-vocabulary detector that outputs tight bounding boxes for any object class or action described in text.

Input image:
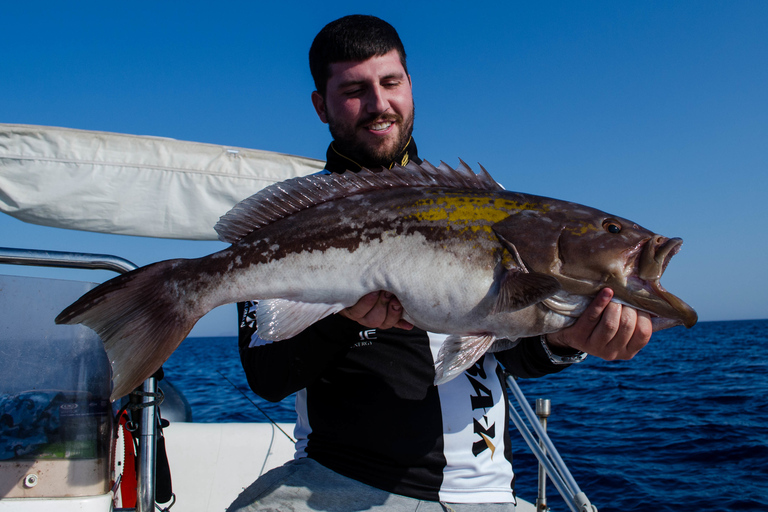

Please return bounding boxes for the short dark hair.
[309,15,408,97]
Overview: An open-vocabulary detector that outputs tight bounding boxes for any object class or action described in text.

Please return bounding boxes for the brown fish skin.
[491,197,697,330]
[55,161,696,400]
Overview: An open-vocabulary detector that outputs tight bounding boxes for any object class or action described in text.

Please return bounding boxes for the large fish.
[56,161,697,400]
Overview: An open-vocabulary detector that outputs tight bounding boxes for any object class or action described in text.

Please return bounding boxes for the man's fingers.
[339,291,411,330]
[582,288,614,325]
[378,295,404,330]
[382,297,413,331]
[591,303,633,359]
[548,288,615,350]
[624,311,652,356]
[547,288,654,361]
[340,291,381,321]
[394,319,415,330]
[590,306,653,360]
[358,291,392,327]
[591,301,623,349]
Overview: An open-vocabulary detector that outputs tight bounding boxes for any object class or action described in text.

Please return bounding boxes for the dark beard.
[327,105,415,168]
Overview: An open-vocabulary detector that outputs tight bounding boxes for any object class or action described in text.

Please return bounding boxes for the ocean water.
[162,319,768,512]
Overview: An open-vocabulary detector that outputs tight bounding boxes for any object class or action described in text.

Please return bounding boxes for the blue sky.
[1,1,766,335]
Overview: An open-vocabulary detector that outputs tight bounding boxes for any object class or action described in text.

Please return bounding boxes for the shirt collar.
[325,137,421,174]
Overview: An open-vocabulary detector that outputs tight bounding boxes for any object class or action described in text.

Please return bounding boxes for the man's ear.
[311,91,328,124]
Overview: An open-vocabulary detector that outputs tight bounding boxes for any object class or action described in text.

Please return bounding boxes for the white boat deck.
[163,422,296,511]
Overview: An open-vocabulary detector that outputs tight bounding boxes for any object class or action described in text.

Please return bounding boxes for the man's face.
[312,49,414,167]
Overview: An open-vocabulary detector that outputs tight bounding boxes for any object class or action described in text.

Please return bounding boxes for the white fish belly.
[217,230,500,333]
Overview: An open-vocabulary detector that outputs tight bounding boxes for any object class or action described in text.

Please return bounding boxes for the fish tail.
[55,259,203,401]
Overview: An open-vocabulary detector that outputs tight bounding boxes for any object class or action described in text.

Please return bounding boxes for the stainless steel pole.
[136,377,158,512]
[535,398,551,512]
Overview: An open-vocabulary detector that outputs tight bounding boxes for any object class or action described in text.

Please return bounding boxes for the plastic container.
[0,275,112,498]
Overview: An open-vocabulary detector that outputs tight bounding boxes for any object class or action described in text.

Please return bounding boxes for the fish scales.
[200,188,511,319]
[56,161,697,400]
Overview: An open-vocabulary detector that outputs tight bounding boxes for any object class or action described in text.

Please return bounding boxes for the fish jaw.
[610,236,698,329]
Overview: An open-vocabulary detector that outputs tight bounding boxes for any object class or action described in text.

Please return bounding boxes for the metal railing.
[507,375,598,512]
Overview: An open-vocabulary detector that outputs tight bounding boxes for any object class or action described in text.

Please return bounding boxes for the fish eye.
[603,220,622,234]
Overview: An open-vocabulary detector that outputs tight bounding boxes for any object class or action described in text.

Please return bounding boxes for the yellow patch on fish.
[408,195,549,235]
[564,223,599,236]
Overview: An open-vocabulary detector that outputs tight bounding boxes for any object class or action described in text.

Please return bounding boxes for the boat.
[0,123,595,512]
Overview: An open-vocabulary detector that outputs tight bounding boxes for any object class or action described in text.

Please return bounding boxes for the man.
[230,15,651,511]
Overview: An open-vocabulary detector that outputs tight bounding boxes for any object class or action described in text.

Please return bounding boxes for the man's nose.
[365,85,390,114]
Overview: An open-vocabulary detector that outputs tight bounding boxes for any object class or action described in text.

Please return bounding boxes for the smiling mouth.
[369,120,393,132]
[360,112,400,133]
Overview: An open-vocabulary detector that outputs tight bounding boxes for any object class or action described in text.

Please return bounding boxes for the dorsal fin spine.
[214,160,503,244]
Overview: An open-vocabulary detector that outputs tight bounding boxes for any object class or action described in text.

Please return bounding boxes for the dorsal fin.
[215,159,502,244]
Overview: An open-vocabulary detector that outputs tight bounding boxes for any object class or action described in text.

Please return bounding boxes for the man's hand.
[339,291,415,330]
[546,288,652,360]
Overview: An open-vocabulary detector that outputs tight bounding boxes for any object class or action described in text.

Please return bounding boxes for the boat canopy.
[0,123,325,240]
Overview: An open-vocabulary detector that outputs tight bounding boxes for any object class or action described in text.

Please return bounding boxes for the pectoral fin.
[494,270,561,313]
[487,338,520,353]
[434,334,497,385]
[256,299,345,341]
[492,227,561,313]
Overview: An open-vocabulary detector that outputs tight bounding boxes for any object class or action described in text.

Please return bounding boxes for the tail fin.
[56,259,201,401]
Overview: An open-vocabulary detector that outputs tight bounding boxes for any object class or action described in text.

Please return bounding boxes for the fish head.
[493,197,698,329]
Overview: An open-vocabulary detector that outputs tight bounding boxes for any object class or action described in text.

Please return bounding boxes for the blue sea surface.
[163,320,768,512]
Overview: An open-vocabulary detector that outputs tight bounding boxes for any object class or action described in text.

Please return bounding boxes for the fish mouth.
[618,236,698,329]
[639,235,680,281]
